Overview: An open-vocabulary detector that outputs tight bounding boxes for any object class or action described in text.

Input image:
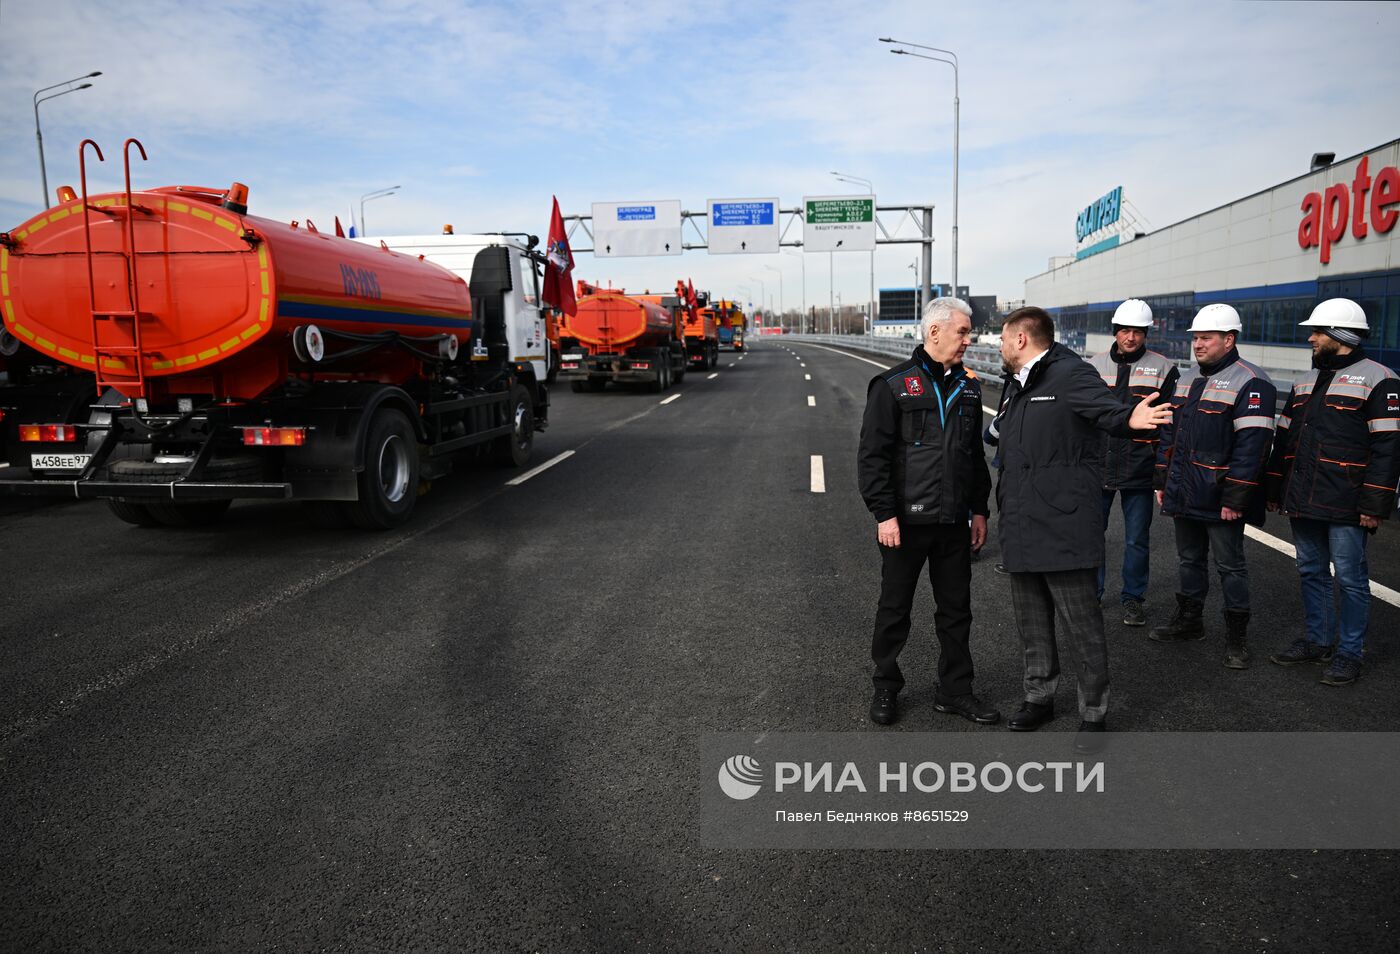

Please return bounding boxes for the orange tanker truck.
[0,139,547,528]
[557,280,690,392]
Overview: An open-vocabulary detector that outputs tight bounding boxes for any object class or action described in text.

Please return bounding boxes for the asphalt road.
[1,341,1396,952]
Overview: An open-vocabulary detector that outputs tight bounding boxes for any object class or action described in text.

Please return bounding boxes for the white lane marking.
[810,455,826,493]
[804,374,811,381]
[807,395,816,407]
[800,363,806,367]
[727,363,735,368]
[707,372,718,380]
[1243,526,1400,608]
[506,450,575,486]
[660,393,681,405]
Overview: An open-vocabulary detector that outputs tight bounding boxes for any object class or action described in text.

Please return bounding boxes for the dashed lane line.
[660,394,681,405]
[804,374,811,380]
[811,455,826,493]
[707,372,719,379]
[807,395,816,407]
[505,450,575,486]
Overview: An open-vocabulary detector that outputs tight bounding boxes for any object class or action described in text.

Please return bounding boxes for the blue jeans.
[1291,518,1370,659]
[1097,489,1153,603]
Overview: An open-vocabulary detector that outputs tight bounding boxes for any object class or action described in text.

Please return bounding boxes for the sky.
[1,0,1397,317]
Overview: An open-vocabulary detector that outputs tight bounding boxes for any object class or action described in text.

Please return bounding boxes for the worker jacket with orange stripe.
[1265,348,1400,522]
[1155,348,1277,525]
[1086,344,1179,490]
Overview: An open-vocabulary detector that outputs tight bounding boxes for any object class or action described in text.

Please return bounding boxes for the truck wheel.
[492,384,534,468]
[107,499,160,527]
[145,500,232,527]
[347,408,419,530]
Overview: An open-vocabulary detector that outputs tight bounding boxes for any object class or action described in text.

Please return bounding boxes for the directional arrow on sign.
[665,243,671,252]
[741,241,747,250]
[606,244,612,253]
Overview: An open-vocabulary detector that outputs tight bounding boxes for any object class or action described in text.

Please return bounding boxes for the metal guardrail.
[780,334,1003,376]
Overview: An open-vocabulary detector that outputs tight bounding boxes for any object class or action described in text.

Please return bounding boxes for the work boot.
[1223,609,1251,669]
[1149,593,1205,641]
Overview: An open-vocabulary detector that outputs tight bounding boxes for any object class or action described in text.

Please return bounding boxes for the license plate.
[30,453,91,471]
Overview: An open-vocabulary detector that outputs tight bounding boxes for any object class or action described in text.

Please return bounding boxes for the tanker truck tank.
[556,282,689,393]
[0,138,547,529]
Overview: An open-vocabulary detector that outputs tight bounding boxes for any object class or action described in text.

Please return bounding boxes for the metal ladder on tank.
[78,138,151,397]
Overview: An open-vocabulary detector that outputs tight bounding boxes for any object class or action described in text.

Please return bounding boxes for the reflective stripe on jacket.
[1085,345,1179,490]
[1155,348,1277,525]
[1266,350,1400,521]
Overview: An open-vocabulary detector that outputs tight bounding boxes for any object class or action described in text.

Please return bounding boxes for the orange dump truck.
[557,281,689,392]
[707,298,746,351]
[0,139,547,528]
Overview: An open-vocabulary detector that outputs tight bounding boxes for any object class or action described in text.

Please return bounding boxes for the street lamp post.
[360,185,400,237]
[34,72,101,208]
[763,264,784,331]
[750,276,766,327]
[832,171,876,337]
[881,38,959,303]
[784,249,806,334]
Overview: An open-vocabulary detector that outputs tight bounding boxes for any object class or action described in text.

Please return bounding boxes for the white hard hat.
[1298,297,1368,331]
[1190,303,1242,334]
[1111,299,1153,328]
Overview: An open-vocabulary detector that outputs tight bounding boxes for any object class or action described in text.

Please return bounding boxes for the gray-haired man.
[858,297,998,727]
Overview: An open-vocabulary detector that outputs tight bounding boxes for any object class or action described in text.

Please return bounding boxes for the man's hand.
[1155,490,1164,506]
[877,518,901,548]
[970,514,987,552]
[1129,391,1173,431]
[1221,506,1244,521]
[1360,514,1380,529]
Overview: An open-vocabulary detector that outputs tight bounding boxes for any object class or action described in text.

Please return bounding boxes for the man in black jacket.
[995,308,1171,753]
[858,298,998,727]
[1265,298,1400,686]
[1085,299,1179,626]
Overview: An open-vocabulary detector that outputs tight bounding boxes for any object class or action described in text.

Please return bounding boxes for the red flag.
[542,196,576,317]
[685,279,698,309]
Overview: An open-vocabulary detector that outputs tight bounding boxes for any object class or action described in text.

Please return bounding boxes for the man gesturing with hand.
[859,298,995,727]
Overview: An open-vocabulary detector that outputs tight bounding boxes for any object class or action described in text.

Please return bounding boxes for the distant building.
[874,285,977,338]
[1026,138,1400,372]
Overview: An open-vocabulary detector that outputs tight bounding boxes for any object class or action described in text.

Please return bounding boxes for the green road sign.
[805,198,874,224]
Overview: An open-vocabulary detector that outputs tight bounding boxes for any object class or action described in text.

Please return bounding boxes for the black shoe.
[994,563,1009,575]
[1270,638,1334,666]
[1122,600,1146,627]
[933,691,1001,725]
[1074,720,1107,755]
[1150,593,1205,641]
[1007,701,1055,731]
[870,687,899,725]
[1319,653,1363,687]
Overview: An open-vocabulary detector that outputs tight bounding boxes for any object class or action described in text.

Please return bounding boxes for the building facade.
[1025,139,1400,373]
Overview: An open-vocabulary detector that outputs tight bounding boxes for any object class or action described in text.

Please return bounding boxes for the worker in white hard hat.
[1151,303,1277,669]
[1084,299,1179,627]
[1264,299,1400,686]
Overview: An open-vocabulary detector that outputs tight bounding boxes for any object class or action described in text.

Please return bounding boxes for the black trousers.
[871,521,974,694]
